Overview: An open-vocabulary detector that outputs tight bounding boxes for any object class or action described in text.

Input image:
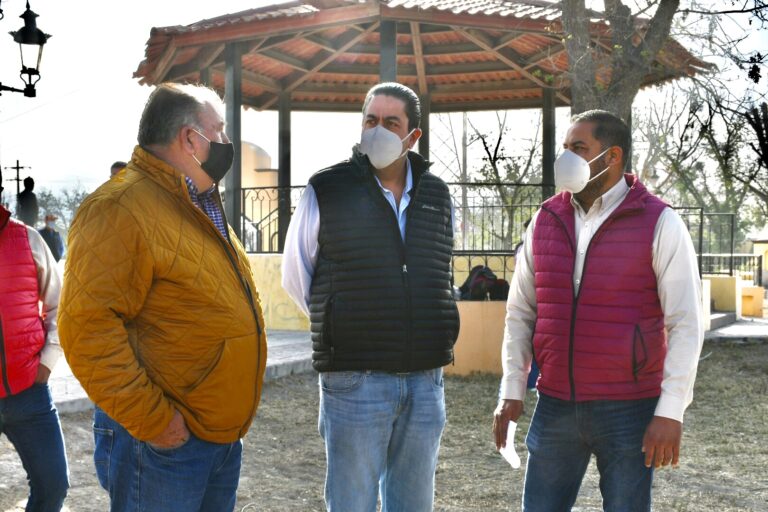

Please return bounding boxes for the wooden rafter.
[260,22,380,109]
[523,46,567,71]
[151,40,179,83]
[212,64,281,93]
[494,31,525,50]
[164,44,225,82]
[260,49,310,72]
[410,22,428,94]
[453,26,570,104]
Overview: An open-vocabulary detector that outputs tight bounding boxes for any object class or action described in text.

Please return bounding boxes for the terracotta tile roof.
[134,0,712,112]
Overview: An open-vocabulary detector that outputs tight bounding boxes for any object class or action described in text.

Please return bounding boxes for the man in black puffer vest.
[282,83,459,512]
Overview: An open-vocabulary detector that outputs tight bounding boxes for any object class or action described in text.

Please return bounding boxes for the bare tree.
[465,112,542,250]
[745,102,768,169]
[37,184,90,233]
[561,0,680,118]
[560,0,768,118]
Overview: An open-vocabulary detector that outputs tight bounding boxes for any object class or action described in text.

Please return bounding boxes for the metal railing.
[702,253,763,285]
[241,186,304,253]
[241,183,754,285]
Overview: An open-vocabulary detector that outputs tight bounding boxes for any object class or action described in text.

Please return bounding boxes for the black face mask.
[192,130,234,182]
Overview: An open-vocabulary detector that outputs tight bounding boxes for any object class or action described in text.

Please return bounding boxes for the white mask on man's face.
[359,126,414,169]
[553,148,611,194]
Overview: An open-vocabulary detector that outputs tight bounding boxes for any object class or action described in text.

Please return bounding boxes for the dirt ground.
[1,339,767,511]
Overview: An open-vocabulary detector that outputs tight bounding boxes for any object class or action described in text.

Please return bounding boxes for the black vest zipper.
[368,169,420,370]
[0,316,13,396]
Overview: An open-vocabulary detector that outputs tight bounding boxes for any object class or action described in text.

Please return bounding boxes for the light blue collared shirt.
[281,160,416,317]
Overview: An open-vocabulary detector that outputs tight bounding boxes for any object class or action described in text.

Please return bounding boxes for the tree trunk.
[561,0,680,120]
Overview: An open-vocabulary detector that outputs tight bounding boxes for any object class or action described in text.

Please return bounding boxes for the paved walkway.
[49,330,311,414]
[50,316,768,414]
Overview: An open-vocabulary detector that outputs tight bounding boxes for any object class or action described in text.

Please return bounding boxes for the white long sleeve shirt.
[500,178,704,422]
[25,225,64,372]
[282,161,415,317]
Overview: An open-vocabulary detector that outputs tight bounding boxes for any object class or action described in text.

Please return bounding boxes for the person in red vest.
[492,110,704,511]
[0,168,69,511]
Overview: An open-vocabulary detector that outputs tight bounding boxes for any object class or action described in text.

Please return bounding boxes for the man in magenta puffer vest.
[492,110,704,511]
[0,169,69,511]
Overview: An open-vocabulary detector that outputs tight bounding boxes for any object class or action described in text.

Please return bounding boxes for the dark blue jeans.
[523,393,659,512]
[0,383,69,512]
[93,406,243,512]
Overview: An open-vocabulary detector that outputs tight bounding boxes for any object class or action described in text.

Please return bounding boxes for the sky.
[0,0,341,195]
[0,0,765,199]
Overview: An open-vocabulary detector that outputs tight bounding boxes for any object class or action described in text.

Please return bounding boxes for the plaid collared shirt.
[184,176,228,239]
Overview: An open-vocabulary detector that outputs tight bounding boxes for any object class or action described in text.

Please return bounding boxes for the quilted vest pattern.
[308,151,459,372]
[532,175,668,401]
[0,207,45,398]
[59,146,267,443]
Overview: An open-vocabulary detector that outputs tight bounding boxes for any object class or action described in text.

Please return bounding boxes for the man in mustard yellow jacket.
[58,83,267,512]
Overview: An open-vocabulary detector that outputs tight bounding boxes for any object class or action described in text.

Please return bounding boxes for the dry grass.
[1,339,766,511]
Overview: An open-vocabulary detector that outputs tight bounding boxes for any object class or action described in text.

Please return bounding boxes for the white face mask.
[554,148,611,194]
[45,221,55,229]
[359,126,414,169]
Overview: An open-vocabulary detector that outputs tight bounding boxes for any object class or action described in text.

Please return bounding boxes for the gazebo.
[134,0,710,243]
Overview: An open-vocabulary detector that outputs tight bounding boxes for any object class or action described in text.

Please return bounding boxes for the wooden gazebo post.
[224,43,243,241]
[277,92,292,251]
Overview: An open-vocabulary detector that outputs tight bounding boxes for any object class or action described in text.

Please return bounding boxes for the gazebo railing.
[241,184,747,284]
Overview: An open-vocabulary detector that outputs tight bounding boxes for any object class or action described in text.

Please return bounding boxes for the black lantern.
[9,2,50,97]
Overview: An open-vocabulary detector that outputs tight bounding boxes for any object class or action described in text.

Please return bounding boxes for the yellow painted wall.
[247,254,309,331]
[703,275,742,316]
[741,285,764,317]
[446,278,715,377]
[445,301,507,376]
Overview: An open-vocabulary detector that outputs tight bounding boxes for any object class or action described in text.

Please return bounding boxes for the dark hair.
[362,82,421,131]
[111,161,127,170]
[570,110,630,168]
[137,83,223,147]
[23,176,34,189]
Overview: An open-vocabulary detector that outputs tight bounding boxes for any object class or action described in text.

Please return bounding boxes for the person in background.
[38,213,64,262]
[16,176,39,227]
[110,161,127,177]
[493,110,704,511]
[282,82,459,512]
[58,83,267,512]
[0,168,70,512]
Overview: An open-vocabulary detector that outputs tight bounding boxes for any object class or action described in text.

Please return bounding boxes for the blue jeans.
[0,383,69,512]
[93,406,242,512]
[523,393,659,512]
[318,369,446,512]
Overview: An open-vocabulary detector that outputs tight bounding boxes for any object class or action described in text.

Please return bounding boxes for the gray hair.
[137,83,224,147]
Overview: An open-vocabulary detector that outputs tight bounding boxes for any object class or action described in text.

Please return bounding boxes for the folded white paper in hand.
[499,420,521,469]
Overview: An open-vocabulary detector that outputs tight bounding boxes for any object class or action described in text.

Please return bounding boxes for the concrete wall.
[703,275,742,316]
[446,278,716,377]
[742,285,764,317]
[752,241,768,287]
[247,254,309,331]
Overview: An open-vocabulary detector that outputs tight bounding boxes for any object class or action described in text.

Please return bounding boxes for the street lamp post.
[1,1,50,97]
